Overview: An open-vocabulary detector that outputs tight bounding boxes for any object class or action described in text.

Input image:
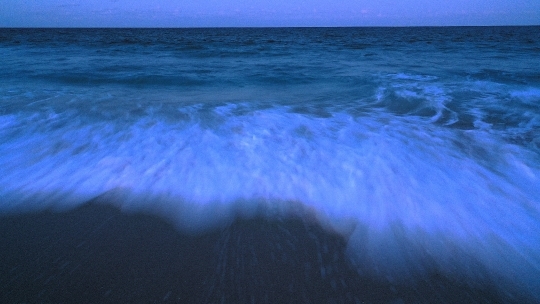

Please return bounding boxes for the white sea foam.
[2,26,540,302]
[1,104,539,299]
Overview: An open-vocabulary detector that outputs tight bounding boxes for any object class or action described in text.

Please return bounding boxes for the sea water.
[1,27,539,300]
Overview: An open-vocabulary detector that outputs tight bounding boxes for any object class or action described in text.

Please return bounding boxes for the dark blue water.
[1,27,540,302]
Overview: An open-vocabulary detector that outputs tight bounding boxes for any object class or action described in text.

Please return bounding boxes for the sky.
[1,0,539,27]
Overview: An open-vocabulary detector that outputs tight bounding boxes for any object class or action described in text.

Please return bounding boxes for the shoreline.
[0,202,517,303]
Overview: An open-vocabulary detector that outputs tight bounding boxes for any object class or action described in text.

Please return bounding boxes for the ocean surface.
[1,27,540,302]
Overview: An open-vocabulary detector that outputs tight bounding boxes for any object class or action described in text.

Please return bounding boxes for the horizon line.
[2,24,539,29]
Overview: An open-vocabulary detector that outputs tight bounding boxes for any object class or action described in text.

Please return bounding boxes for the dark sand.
[0,203,514,303]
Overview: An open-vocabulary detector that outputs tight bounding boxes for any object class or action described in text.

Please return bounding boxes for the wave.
[1,103,539,300]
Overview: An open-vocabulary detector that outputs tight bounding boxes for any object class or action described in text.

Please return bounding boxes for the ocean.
[1,27,539,302]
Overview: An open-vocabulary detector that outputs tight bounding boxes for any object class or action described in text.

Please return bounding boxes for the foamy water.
[1,27,539,301]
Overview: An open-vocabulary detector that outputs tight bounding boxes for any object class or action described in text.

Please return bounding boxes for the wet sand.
[0,203,513,303]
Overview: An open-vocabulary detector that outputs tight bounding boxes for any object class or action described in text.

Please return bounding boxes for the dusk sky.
[1,0,539,27]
